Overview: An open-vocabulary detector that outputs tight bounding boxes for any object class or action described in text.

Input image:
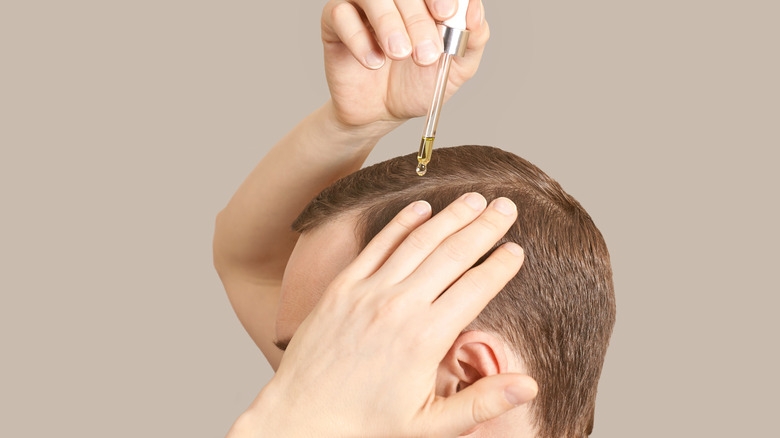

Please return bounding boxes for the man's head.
[276,145,616,438]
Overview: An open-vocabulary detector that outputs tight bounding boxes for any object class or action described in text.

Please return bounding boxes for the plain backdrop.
[1,1,778,436]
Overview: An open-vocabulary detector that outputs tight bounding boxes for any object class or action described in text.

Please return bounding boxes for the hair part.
[293,145,616,438]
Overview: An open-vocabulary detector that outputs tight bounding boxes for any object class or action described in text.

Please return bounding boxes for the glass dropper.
[415,0,470,176]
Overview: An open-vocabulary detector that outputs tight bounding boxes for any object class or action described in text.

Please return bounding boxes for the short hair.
[292,145,616,438]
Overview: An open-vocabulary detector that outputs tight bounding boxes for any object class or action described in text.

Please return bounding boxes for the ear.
[436,330,510,397]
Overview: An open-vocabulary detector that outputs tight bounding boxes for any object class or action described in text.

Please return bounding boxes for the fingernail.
[435,0,456,18]
[388,32,411,57]
[365,50,385,69]
[464,193,486,210]
[412,200,431,215]
[415,40,440,64]
[493,198,516,215]
[505,242,523,257]
[504,384,536,406]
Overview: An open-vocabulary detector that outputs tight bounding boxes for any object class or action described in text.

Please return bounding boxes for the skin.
[215,0,491,375]
[229,196,538,438]
[213,0,539,436]
[271,212,538,437]
[274,214,361,351]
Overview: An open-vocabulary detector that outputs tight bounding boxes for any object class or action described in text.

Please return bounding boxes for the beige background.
[1,0,778,436]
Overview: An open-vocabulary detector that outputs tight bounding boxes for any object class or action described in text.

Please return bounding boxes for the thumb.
[432,374,538,437]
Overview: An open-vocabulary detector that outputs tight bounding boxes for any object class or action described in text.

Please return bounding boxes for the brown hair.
[293,146,616,438]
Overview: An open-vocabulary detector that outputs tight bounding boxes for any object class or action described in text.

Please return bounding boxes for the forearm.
[214,100,399,280]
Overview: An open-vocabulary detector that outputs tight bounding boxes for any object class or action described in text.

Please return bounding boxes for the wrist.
[236,383,314,438]
[231,387,286,438]
[323,99,404,144]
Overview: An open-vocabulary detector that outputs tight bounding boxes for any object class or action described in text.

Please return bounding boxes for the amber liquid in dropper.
[416,137,434,176]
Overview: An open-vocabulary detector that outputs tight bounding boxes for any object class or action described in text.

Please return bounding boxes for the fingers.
[373,192,488,285]
[429,373,538,437]
[431,241,524,332]
[323,1,386,69]
[424,0,458,21]
[394,0,443,65]
[406,197,518,302]
[357,0,412,60]
[324,0,469,67]
[466,0,485,30]
[450,0,489,84]
[341,201,432,280]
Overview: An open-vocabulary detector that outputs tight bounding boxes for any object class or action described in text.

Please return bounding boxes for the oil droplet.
[415,136,434,177]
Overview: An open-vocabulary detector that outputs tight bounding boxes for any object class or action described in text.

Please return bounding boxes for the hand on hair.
[230,193,538,438]
[320,0,489,132]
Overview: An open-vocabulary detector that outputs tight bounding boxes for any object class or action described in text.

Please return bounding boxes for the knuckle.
[322,274,352,302]
[472,394,494,424]
[350,283,379,314]
[476,211,509,233]
[406,229,433,252]
[443,238,470,262]
[328,271,352,291]
[460,270,486,295]
[374,10,401,32]
[468,21,490,48]
[377,294,409,320]
[330,1,352,23]
[404,12,433,30]
[500,248,524,272]
[394,211,420,233]
[345,28,368,47]
[495,254,521,275]
[486,248,523,277]
[447,202,478,224]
